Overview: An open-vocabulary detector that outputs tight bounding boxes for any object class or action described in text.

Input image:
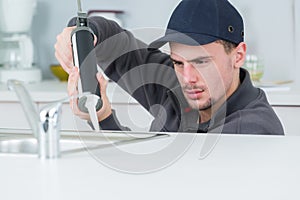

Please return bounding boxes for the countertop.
[0,131,299,200]
[0,80,299,105]
[0,80,138,104]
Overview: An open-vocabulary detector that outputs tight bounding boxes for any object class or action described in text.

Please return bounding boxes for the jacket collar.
[171,68,259,132]
[224,68,259,116]
[209,68,260,130]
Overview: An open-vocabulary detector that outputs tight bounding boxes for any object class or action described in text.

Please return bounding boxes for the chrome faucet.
[7,79,64,159]
[38,100,63,159]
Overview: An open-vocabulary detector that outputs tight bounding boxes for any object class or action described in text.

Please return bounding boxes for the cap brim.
[149,31,220,49]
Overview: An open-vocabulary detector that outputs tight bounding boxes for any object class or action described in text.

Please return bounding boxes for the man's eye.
[191,59,211,68]
[172,61,183,67]
[193,60,209,65]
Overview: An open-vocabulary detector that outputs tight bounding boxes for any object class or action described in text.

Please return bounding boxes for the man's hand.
[68,67,112,122]
[54,27,75,74]
[54,26,98,74]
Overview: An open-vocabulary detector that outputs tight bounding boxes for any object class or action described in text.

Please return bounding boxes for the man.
[55,0,284,135]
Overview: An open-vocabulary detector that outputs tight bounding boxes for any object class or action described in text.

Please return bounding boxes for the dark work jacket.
[69,17,284,135]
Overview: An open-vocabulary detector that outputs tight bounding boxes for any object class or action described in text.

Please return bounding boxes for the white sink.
[0,129,168,156]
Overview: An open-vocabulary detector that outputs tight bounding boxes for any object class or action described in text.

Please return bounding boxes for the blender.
[0,0,41,83]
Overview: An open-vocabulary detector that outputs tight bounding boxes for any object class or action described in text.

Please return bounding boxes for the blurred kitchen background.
[0,0,299,86]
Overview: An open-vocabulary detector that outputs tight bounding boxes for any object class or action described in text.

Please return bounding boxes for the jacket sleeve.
[69,16,179,114]
[69,16,182,132]
[87,110,130,131]
[98,110,131,131]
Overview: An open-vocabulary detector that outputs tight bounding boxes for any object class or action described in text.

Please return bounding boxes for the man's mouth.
[184,89,204,100]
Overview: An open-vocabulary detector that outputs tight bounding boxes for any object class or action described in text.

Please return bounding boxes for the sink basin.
[0,129,169,156]
[0,138,39,154]
[0,137,92,155]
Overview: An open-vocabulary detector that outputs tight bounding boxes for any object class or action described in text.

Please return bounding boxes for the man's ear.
[234,42,247,69]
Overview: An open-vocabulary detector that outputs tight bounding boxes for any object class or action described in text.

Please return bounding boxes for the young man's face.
[170,41,244,111]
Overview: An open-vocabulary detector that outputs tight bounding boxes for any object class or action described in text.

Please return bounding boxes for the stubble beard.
[186,96,212,111]
[181,84,213,111]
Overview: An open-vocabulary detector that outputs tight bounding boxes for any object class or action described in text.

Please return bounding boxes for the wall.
[230,0,298,84]
[31,0,180,79]
[295,0,300,86]
[30,0,299,85]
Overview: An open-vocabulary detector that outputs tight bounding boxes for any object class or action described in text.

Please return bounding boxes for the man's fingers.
[93,34,98,46]
[96,72,108,95]
[69,96,90,120]
[54,52,73,74]
[54,26,76,74]
[67,68,79,96]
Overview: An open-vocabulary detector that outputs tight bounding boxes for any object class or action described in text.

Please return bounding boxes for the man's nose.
[183,63,198,83]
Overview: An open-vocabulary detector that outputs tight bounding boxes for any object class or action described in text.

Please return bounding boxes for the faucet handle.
[39,91,91,120]
[38,100,63,159]
[38,91,91,159]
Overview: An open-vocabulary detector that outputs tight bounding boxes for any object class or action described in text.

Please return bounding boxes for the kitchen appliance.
[0,0,41,83]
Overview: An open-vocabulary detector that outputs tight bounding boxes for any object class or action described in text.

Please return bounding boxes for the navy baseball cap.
[149,0,244,48]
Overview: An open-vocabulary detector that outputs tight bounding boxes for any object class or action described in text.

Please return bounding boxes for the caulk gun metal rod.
[77,0,82,12]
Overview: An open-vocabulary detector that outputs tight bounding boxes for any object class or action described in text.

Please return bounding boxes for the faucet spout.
[7,79,62,159]
[7,79,40,138]
[7,79,91,159]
